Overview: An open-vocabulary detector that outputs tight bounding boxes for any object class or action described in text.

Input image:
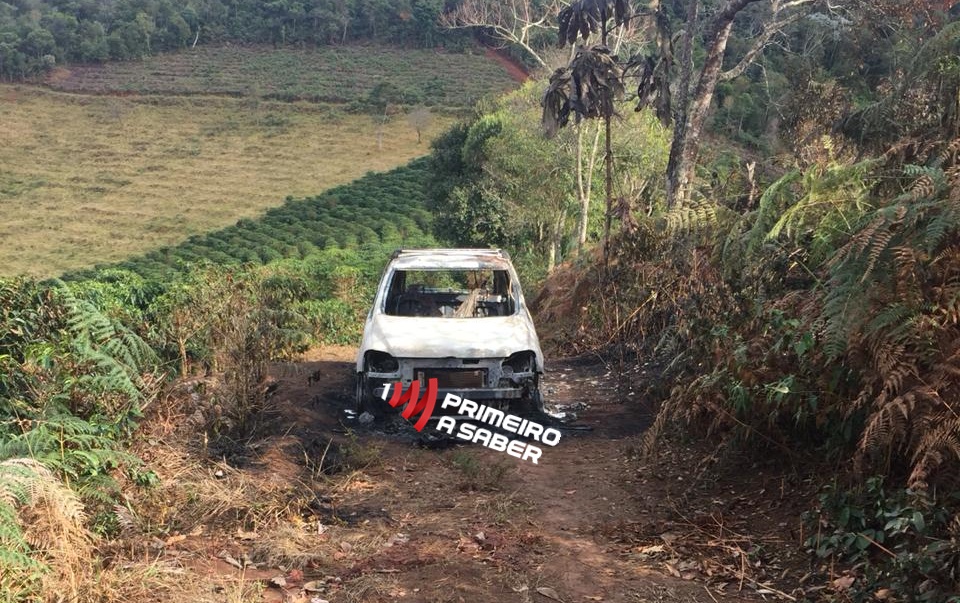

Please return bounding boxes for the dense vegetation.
[426,80,669,280]
[585,11,958,603]
[427,1,960,600]
[0,0,469,79]
[67,160,439,344]
[1,161,437,600]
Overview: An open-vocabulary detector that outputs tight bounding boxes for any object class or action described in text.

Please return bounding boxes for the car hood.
[358,314,543,370]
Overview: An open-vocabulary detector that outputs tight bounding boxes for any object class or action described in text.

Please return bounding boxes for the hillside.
[0,44,518,277]
[67,160,437,282]
[44,44,519,106]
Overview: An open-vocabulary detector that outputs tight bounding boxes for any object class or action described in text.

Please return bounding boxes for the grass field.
[1,43,520,277]
[46,44,518,106]
[0,86,454,277]
[73,160,437,283]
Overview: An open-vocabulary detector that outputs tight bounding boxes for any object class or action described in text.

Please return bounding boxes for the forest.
[3,0,960,601]
[0,0,467,79]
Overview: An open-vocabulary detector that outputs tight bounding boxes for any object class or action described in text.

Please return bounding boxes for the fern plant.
[0,458,91,603]
[818,159,960,488]
[638,143,960,491]
[1,278,163,525]
[745,146,880,264]
[56,282,161,414]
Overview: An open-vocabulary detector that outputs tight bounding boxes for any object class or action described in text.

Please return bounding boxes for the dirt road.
[153,347,794,602]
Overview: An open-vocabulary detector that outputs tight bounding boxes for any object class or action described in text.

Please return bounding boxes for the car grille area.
[416,369,486,389]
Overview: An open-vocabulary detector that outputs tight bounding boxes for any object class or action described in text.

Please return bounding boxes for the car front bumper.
[365,356,538,403]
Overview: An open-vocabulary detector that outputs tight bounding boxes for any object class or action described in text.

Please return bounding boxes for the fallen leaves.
[218,550,244,570]
[384,533,409,547]
[457,535,480,554]
[303,580,324,592]
[536,585,564,601]
[663,559,699,580]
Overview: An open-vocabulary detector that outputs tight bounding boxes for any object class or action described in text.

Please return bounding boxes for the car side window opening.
[384,269,517,317]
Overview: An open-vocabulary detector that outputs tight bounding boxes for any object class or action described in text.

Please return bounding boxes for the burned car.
[356,248,544,417]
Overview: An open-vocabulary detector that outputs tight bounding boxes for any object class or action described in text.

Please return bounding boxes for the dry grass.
[0,85,451,277]
[341,572,402,603]
[470,489,532,525]
[0,458,93,603]
[126,434,316,537]
[248,520,395,571]
[82,558,215,603]
[80,556,271,603]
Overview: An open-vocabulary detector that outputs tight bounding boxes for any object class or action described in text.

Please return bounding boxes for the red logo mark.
[383,378,438,432]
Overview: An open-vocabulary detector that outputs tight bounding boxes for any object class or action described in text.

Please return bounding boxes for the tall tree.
[544,0,632,260]
[442,0,636,258]
[636,0,821,208]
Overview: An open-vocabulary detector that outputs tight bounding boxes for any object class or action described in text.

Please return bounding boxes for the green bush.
[804,478,960,602]
[299,299,361,346]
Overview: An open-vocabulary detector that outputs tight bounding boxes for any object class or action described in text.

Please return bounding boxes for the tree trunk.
[602,112,613,263]
[666,0,698,208]
[666,0,750,208]
[178,337,188,378]
[548,208,565,273]
[575,122,601,254]
[601,20,613,265]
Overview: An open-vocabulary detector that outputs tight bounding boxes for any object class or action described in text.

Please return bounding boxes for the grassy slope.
[2,45,517,278]
[83,159,437,282]
[46,44,517,105]
[0,87,448,277]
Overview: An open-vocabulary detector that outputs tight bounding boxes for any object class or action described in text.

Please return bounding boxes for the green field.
[46,44,518,106]
[1,44,520,277]
[71,160,437,282]
[0,86,458,277]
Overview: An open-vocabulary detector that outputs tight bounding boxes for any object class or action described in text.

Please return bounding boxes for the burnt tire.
[513,381,545,416]
[355,373,368,411]
[356,373,391,418]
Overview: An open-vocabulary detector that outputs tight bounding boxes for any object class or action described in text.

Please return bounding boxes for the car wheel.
[357,371,392,418]
[355,372,369,411]
[515,379,545,415]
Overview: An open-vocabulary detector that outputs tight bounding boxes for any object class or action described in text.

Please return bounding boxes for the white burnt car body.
[356,249,544,416]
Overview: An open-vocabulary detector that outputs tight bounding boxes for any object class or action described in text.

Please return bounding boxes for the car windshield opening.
[384,269,517,317]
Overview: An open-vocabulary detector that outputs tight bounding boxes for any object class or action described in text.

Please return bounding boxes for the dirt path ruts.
[256,348,761,602]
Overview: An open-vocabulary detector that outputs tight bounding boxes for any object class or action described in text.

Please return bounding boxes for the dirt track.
[225,346,774,603]
[150,346,802,602]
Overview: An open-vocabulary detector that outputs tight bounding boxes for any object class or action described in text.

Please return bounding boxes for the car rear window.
[383,269,517,317]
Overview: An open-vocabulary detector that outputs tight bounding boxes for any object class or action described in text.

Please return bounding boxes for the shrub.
[804,478,960,602]
[299,298,361,346]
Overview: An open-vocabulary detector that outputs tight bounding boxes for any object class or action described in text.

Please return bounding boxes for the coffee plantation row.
[67,159,436,284]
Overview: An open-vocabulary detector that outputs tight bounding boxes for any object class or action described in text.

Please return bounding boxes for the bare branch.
[720,11,806,81]
[439,0,567,67]
[779,0,819,9]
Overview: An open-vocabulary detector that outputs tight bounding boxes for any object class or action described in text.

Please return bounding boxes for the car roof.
[388,248,513,270]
